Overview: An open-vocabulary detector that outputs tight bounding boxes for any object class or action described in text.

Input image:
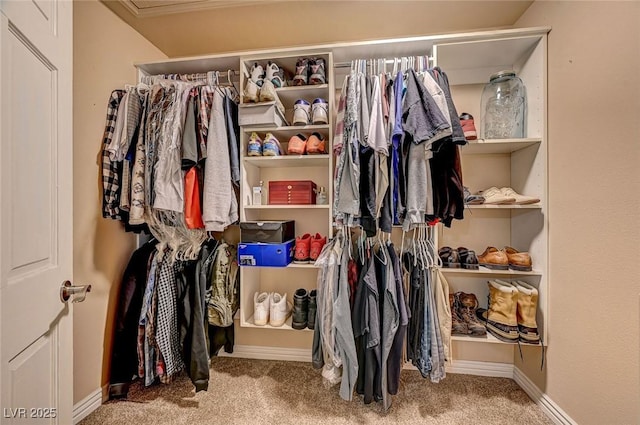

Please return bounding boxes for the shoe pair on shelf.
[293,57,326,86]
[439,246,478,269]
[253,291,292,327]
[287,132,326,155]
[478,246,533,271]
[243,62,286,114]
[247,132,283,156]
[450,292,486,336]
[293,98,329,126]
[295,233,326,263]
[474,186,540,205]
[292,288,317,330]
[476,279,540,344]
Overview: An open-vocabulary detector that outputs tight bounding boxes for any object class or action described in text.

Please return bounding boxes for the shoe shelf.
[440,267,542,277]
[243,154,330,168]
[451,333,518,345]
[241,124,330,135]
[240,262,319,269]
[244,204,331,210]
[461,138,542,155]
[275,84,330,105]
[465,204,542,209]
[243,314,314,332]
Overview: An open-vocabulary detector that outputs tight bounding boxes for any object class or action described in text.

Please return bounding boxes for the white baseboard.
[514,367,577,425]
[73,386,104,425]
[446,359,515,378]
[217,344,312,362]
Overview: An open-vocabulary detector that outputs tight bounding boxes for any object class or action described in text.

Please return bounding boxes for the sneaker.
[309,57,326,85]
[293,58,309,86]
[269,292,292,327]
[259,79,285,116]
[480,186,516,204]
[464,186,485,205]
[247,132,263,156]
[459,112,477,141]
[292,288,309,330]
[499,187,540,205]
[253,291,270,326]
[262,132,282,156]
[292,99,311,125]
[306,132,326,154]
[287,134,307,155]
[294,233,311,263]
[243,79,260,103]
[311,98,329,124]
[309,233,327,261]
[265,61,286,88]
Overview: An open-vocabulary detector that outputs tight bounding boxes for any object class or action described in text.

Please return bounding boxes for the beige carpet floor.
[80,357,552,425]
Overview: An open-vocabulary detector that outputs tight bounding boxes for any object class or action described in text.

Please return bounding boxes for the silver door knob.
[60,280,91,303]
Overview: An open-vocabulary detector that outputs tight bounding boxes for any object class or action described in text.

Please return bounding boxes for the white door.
[0,0,73,424]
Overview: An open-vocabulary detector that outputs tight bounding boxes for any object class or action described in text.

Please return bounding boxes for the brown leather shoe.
[504,246,532,271]
[478,247,509,270]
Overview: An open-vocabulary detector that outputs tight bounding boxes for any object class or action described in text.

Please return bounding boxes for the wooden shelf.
[452,333,516,345]
[241,124,330,140]
[242,314,313,332]
[239,262,319,269]
[461,138,541,155]
[243,155,330,168]
[244,204,330,210]
[440,267,542,277]
[452,333,542,346]
[466,204,542,209]
[276,84,330,105]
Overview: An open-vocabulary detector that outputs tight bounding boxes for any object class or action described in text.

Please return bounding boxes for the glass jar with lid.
[480,70,526,139]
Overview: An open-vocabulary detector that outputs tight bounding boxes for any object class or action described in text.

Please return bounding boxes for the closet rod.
[333,56,433,69]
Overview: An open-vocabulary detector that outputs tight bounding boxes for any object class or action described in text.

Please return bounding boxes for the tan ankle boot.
[457,292,487,336]
[486,280,519,342]
[513,281,540,344]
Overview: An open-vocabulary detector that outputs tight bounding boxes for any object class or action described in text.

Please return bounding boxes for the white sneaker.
[253,291,270,326]
[292,99,311,126]
[243,79,260,103]
[249,62,264,86]
[269,292,292,327]
[500,187,540,205]
[259,79,285,116]
[311,98,328,125]
[480,186,516,204]
[265,61,285,88]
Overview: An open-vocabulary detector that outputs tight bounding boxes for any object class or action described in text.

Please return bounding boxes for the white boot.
[269,292,292,327]
[253,291,270,326]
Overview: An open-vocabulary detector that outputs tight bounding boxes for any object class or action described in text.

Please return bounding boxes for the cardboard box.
[240,220,295,243]
[238,239,295,267]
[238,101,288,127]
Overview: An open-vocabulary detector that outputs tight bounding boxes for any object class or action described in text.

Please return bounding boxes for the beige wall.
[73,0,166,404]
[514,2,640,424]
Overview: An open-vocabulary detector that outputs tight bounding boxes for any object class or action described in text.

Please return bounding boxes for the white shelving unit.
[238,51,334,339]
[434,33,548,350]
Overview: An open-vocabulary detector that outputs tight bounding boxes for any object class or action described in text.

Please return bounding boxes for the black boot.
[292,288,309,330]
[307,289,317,330]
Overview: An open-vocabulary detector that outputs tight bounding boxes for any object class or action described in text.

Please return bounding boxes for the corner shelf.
[242,314,314,332]
[244,155,330,168]
[461,138,541,155]
[239,262,319,269]
[440,267,542,277]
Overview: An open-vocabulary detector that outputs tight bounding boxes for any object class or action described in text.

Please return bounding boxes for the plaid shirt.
[102,90,125,219]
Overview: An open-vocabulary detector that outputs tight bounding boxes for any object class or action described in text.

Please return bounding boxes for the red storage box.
[268,180,317,205]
